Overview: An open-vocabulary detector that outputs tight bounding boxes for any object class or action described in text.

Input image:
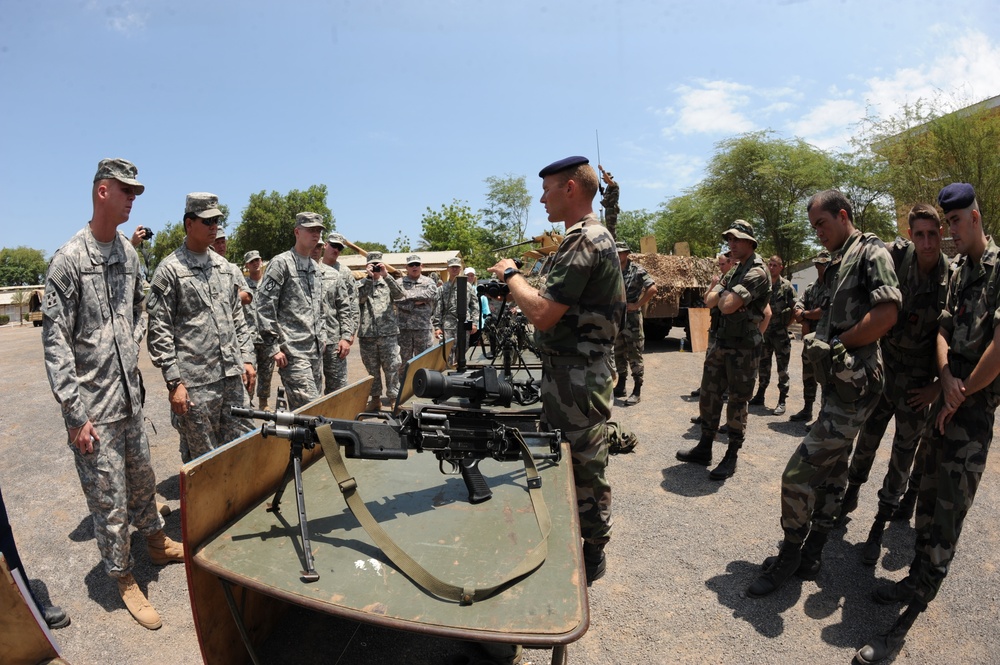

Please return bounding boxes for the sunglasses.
[407,263,421,267]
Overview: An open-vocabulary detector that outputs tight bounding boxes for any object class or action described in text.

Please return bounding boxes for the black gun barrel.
[231,406,330,428]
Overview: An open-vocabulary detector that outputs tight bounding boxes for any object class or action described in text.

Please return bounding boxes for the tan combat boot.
[146,530,184,565]
[259,397,269,410]
[117,573,162,629]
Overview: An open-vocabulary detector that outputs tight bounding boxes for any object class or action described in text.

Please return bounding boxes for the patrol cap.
[366,251,383,264]
[937,183,977,213]
[215,227,227,240]
[406,254,422,265]
[185,192,223,219]
[295,212,325,229]
[539,155,589,178]
[812,250,831,264]
[327,232,346,248]
[615,241,631,253]
[447,257,463,267]
[464,267,476,275]
[244,250,261,264]
[94,158,145,195]
[722,219,758,248]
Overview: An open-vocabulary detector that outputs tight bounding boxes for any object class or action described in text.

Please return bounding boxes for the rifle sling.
[316,424,552,605]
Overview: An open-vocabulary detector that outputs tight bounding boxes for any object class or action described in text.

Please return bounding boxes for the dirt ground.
[2,322,999,664]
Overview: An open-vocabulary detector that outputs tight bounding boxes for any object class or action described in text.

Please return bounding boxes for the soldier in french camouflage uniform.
[434,257,480,359]
[598,165,619,238]
[146,193,256,462]
[42,158,183,630]
[320,233,359,394]
[858,184,1000,663]
[750,255,796,415]
[748,189,901,599]
[490,156,625,585]
[837,204,948,565]
[789,251,830,424]
[243,250,276,407]
[358,251,405,411]
[395,254,438,380]
[676,220,769,481]
[255,212,327,410]
[612,241,657,405]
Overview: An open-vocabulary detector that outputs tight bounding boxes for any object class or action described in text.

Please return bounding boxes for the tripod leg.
[292,454,320,582]
[267,450,296,514]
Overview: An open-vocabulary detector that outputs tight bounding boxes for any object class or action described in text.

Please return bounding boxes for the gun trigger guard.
[338,477,358,493]
[526,477,542,490]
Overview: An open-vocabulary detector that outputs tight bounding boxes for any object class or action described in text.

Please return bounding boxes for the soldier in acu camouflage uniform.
[42,158,183,631]
[317,249,353,395]
[434,257,480,358]
[244,250,275,407]
[748,189,901,599]
[395,254,438,380]
[836,204,948,565]
[676,220,769,481]
[255,212,327,410]
[320,233,359,394]
[789,251,830,425]
[489,156,625,585]
[858,184,1000,663]
[750,255,796,415]
[612,241,657,405]
[146,193,256,462]
[358,251,405,411]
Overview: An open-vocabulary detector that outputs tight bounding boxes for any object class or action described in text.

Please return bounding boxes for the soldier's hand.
[940,373,966,414]
[243,363,257,395]
[487,258,516,280]
[907,382,941,411]
[69,420,99,454]
[337,339,351,359]
[936,402,958,434]
[273,351,288,369]
[170,383,191,416]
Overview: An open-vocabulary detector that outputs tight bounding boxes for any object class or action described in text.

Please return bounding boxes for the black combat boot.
[676,432,714,466]
[772,388,788,416]
[796,530,828,581]
[835,482,861,526]
[747,540,802,597]
[872,576,917,605]
[862,509,892,566]
[856,601,925,664]
[891,487,918,522]
[709,441,740,480]
[789,400,813,421]
[749,386,766,406]
[613,373,627,398]
[625,378,642,405]
[583,542,606,584]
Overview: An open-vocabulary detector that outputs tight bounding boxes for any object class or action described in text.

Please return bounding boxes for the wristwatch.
[503,267,521,283]
[166,378,183,392]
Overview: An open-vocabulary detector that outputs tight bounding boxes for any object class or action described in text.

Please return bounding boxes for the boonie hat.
[295,212,325,229]
[615,241,631,253]
[937,183,977,214]
[366,251,383,264]
[94,158,145,195]
[722,219,758,248]
[244,250,261,264]
[812,250,831,264]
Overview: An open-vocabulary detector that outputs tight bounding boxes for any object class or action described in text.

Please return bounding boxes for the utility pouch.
[830,341,869,402]
[802,333,832,384]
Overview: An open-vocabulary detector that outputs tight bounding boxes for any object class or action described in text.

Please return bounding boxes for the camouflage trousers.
[613,313,645,381]
[172,376,252,462]
[540,356,613,544]
[443,325,471,365]
[322,344,349,395]
[911,390,998,605]
[699,341,759,443]
[398,328,435,379]
[800,348,818,404]
[846,361,936,514]
[70,411,164,578]
[757,328,791,393]
[359,335,401,399]
[278,346,322,411]
[779,368,882,541]
[254,343,275,404]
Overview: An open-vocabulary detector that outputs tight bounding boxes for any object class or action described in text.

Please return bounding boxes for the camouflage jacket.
[622,260,655,303]
[940,237,1000,383]
[535,213,625,358]
[255,249,326,359]
[318,262,355,344]
[815,230,902,358]
[883,238,948,363]
[395,274,437,331]
[766,275,796,331]
[245,275,263,344]
[433,279,480,332]
[600,181,620,215]
[328,260,360,338]
[710,253,769,348]
[358,275,405,338]
[795,279,830,335]
[42,225,146,428]
[146,243,254,389]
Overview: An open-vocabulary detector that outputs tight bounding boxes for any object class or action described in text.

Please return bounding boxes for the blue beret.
[539,155,589,178]
[937,183,977,213]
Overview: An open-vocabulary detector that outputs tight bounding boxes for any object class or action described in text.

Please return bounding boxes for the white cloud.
[87,1,147,35]
[663,81,757,137]
[786,98,866,150]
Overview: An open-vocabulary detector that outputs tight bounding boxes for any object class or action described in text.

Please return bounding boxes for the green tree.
[615,209,657,254]
[653,190,723,257]
[480,174,533,249]
[10,289,28,325]
[0,246,48,286]
[352,241,389,254]
[391,231,412,253]
[229,185,333,261]
[419,199,493,269]
[703,131,838,265]
[834,150,897,239]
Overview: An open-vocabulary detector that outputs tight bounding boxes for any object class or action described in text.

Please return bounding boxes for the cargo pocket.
[830,346,869,403]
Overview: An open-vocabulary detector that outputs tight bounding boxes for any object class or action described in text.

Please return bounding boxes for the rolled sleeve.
[870,284,903,309]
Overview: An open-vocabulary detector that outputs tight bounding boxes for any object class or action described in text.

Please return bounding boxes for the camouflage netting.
[631,254,717,316]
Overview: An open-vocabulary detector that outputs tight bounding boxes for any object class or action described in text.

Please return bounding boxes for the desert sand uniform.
[322,260,359,394]
[395,273,438,377]
[255,250,326,410]
[146,244,254,461]
[42,225,165,578]
[358,275,405,400]
[535,213,625,544]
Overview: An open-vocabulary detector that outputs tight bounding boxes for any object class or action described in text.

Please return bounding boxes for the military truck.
[27,289,44,327]
[629,253,716,342]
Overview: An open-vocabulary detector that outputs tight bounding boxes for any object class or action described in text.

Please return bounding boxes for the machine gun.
[230,372,560,581]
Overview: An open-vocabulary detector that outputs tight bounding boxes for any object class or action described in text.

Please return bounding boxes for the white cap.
[464,267,476,275]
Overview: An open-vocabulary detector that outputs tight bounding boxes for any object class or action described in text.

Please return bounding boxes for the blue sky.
[2,0,998,258]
